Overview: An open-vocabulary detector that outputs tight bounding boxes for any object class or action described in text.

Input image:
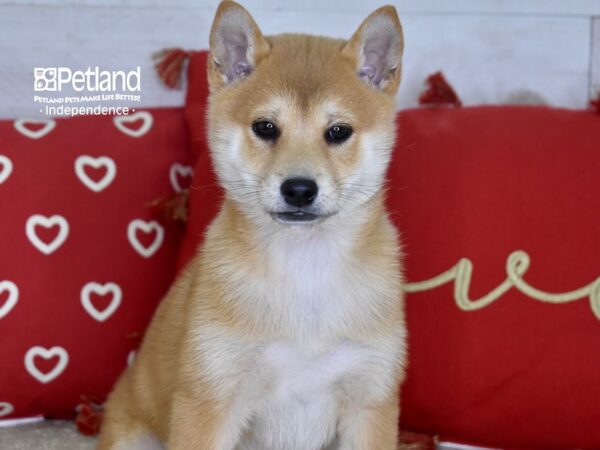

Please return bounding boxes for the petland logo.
[34,67,141,92]
[33,66,142,116]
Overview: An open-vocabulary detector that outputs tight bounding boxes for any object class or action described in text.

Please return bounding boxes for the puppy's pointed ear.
[208,1,270,89]
[342,5,404,95]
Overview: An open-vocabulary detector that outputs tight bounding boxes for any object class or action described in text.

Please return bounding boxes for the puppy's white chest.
[264,341,367,398]
[244,342,369,450]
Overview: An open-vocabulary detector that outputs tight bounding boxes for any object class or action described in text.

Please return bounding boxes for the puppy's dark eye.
[252,120,280,141]
[325,125,353,144]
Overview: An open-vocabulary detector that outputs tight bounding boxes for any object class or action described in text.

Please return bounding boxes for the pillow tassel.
[419,71,462,107]
[148,190,189,232]
[590,92,600,114]
[75,394,104,436]
[153,48,192,89]
[398,429,438,449]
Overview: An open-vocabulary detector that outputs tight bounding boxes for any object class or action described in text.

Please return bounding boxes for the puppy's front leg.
[337,397,400,450]
[167,391,244,450]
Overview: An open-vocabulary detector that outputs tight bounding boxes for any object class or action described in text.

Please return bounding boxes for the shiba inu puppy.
[98,1,406,449]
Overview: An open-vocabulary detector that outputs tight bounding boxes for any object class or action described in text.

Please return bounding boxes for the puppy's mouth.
[271,211,327,224]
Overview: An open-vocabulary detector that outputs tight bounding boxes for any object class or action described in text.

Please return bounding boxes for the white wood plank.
[591,17,600,98]
[0,4,210,119]
[0,4,592,118]
[2,0,600,17]
[399,14,591,109]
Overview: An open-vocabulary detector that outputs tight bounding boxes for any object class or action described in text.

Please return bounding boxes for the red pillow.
[177,51,219,269]
[180,51,600,448]
[393,106,600,449]
[0,109,190,421]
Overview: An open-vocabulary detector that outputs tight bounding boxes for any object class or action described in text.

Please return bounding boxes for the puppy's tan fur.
[98,2,406,449]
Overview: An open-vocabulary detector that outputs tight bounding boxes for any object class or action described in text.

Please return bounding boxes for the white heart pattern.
[0,281,18,319]
[113,111,153,138]
[169,163,194,192]
[0,155,13,185]
[25,214,69,255]
[81,282,122,322]
[75,155,117,192]
[127,219,164,258]
[14,118,57,140]
[0,402,14,418]
[24,346,69,384]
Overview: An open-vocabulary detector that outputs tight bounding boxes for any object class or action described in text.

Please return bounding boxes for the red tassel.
[398,429,438,450]
[419,71,462,107]
[590,92,600,114]
[148,190,189,233]
[153,48,192,89]
[75,394,105,436]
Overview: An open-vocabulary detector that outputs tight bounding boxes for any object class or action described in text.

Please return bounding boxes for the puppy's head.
[207,1,403,227]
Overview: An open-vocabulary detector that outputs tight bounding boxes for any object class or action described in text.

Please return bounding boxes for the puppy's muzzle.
[272,178,324,224]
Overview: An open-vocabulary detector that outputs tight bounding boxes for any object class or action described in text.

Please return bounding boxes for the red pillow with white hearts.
[178,51,600,449]
[0,108,192,421]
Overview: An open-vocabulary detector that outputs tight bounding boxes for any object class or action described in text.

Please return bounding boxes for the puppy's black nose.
[280,178,318,207]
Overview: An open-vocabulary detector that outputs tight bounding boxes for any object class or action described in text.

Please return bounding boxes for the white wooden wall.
[1,0,599,119]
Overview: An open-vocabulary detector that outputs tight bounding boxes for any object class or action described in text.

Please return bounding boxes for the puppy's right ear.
[208,1,270,90]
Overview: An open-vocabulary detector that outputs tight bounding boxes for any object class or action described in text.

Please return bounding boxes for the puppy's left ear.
[342,5,404,95]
